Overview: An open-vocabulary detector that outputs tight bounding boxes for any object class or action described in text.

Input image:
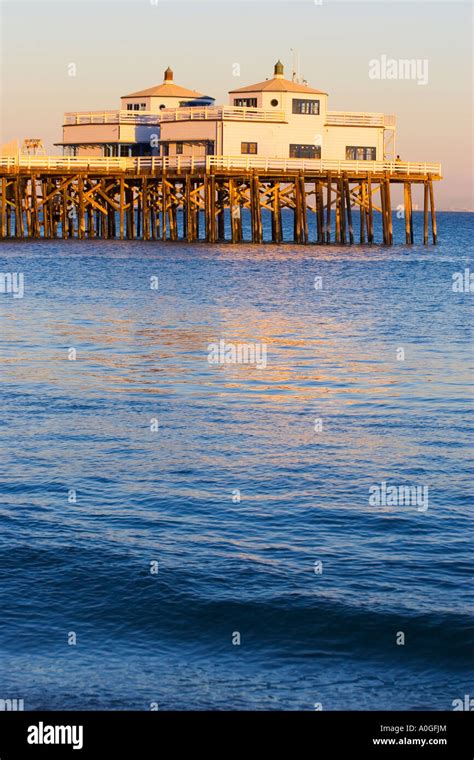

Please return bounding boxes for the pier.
[0,155,440,245]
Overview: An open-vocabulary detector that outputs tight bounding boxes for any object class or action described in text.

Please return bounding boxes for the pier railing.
[0,154,441,177]
[206,156,438,175]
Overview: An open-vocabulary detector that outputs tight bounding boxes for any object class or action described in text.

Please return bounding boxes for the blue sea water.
[0,211,473,710]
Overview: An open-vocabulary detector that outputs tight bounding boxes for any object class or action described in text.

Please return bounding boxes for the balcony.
[326,112,396,128]
[160,105,286,123]
[64,110,160,126]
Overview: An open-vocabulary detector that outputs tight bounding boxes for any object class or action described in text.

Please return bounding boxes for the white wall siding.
[324,126,384,161]
[62,124,120,145]
[120,95,189,113]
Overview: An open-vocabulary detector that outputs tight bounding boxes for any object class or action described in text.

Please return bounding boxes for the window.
[270,99,279,107]
[345,146,376,161]
[119,145,131,157]
[159,104,166,110]
[292,99,320,115]
[176,142,183,155]
[140,103,146,111]
[126,104,133,111]
[241,142,257,155]
[289,144,321,159]
[234,98,258,108]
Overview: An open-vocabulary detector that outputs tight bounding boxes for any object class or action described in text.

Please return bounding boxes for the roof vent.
[164,66,173,82]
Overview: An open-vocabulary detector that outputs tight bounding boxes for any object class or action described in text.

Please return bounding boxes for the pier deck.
[0,156,441,244]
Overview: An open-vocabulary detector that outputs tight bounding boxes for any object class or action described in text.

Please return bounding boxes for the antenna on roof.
[290,48,300,83]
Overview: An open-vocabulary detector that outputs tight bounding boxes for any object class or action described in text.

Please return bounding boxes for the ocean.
[0,210,473,710]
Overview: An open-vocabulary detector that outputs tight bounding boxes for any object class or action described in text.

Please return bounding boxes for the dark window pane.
[234,98,258,108]
[292,99,320,115]
[289,144,321,159]
[346,146,376,160]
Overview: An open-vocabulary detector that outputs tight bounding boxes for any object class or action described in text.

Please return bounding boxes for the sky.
[0,0,472,209]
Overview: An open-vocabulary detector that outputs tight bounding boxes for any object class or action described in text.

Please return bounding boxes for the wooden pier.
[0,156,441,245]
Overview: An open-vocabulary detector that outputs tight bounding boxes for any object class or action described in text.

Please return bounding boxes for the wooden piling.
[6,181,12,237]
[315,180,324,243]
[428,176,437,244]
[209,174,217,243]
[161,176,168,241]
[404,183,411,244]
[344,175,354,245]
[14,178,23,237]
[271,181,282,244]
[385,178,393,245]
[339,176,346,244]
[299,174,308,244]
[251,173,262,244]
[367,174,374,244]
[185,175,193,242]
[31,175,40,238]
[360,182,366,244]
[423,180,429,245]
[141,177,149,241]
[1,177,6,238]
[326,174,332,243]
[217,185,225,241]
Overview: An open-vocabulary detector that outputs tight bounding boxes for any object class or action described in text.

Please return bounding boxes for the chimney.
[164,66,173,82]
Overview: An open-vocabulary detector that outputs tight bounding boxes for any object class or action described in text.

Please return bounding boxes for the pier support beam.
[428,176,437,244]
[0,167,439,246]
[367,174,374,244]
[326,174,332,243]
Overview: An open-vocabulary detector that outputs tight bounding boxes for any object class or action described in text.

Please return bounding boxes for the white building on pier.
[58,61,395,162]
[57,67,214,157]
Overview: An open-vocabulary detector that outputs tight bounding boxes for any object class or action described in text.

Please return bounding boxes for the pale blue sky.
[1,0,472,208]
